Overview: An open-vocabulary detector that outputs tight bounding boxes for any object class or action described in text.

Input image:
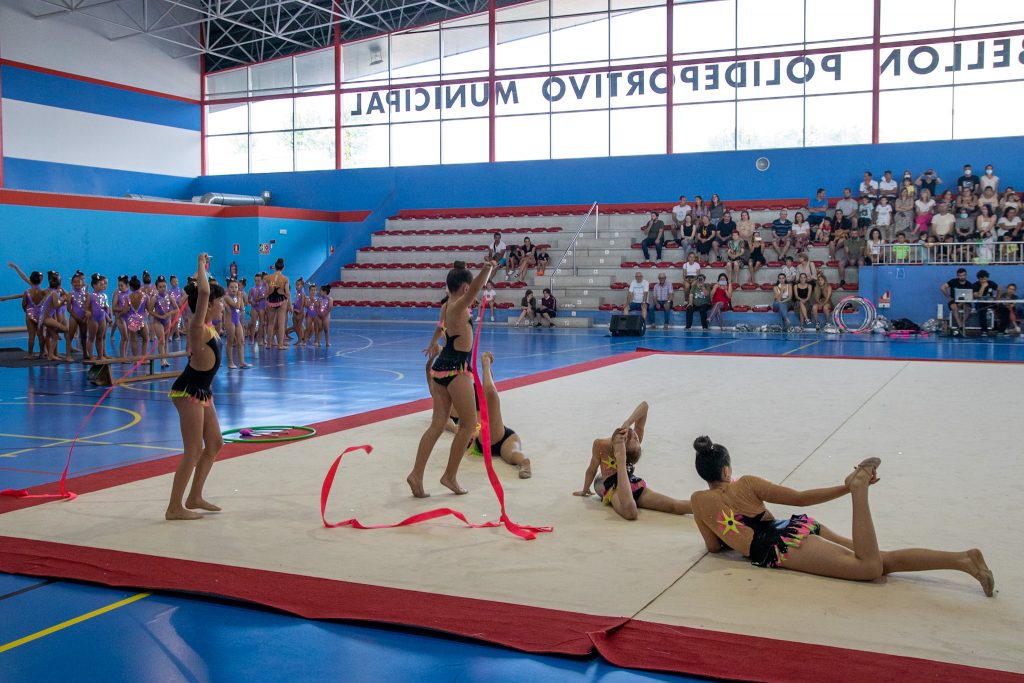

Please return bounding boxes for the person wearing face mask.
[957,164,979,195]
[979,164,999,195]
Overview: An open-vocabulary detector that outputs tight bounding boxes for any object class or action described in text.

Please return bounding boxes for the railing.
[549,201,598,288]
[870,241,1023,265]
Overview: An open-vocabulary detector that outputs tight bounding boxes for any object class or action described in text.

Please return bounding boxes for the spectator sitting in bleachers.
[914,189,936,235]
[811,273,834,330]
[875,196,894,241]
[691,195,709,224]
[954,206,976,243]
[535,245,550,275]
[626,269,650,319]
[997,206,1021,239]
[650,273,673,330]
[794,273,813,328]
[483,280,496,321]
[772,273,795,331]
[780,255,798,284]
[640,211,665,261]
[709,194,726,227]
[771,209,793,260]
[681,252,701,296]
[807,188,828,226]
[671,195,691,231]
[957,164,980,195]
[955,188,979,216]
[835,187,858,219]
[940,267,973,335]
[996,283,1020,333]
[748,227,767,283]
[796,252,817,281]
[505,242,523,280]
[736,210,756,243]
[678,214,696,258]
[538,288,557,328]
[939,189,955,209]
[815,216,833,246]
[895,188,915,235]
[694,216,715,259]
[980,164,1000,194]
[725,232,749,285]
[836,226,866,286]
[708,274,734,331]
[999,188,1019,216]
[515,289,537,327]
[979,186,999,215]
[686,275,711,330]
[867,228,885,264]
[931,203,956,241]
[487,232,508,267]
[892,232,913,263]
[791,211,811,252]
[713,211,736,261]
[997,232,1019,262]
[859,171,879,198]
[832,207,852,230]
[901,170,917,199]
[514,237,537,281]
[879,170,898,201]
[856,195,875,229]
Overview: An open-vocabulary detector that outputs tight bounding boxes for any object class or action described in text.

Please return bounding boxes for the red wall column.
[488,0,496,163]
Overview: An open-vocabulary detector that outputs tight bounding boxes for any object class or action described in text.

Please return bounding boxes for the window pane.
[880,0,954,36]
[879,42,956,90]
[610,7,665,63]
[673,0,735,56]
[342,90,390,126]
[551,110,608,159]
[610,106,665,156]
[250,131,294,173]
[955,0,1024,29]
[295,129,335,171]
[550,72,610,112]
[496,19,550,72]
[954,83,1024,139]
[494,77,551,116]
[737,97,804,150]
[207,134,249,175]
[551,14,609,67]
[207,102,248,135]
[250,59,293,94]
[737,0,803,49]
[804,49,872,95]
[496,115,550,161]
[610,68,666,108]
[948,39,1024,85]
[552,0,605,17]
[207,69,247,100]
[391,30,440,81]
[391,121,440,166]
[344,125,389,168]
[249,97,293,132]
[878,88,952,142]
[295,94,335,128]
[344,39,389,85]
[442,118,488,164]
[439,83,490,120]
[673,102,735,153]
[442,25,488,77]
[296,49,334,90]
[805,93,872,147]
[805,0,873,41]
[497,0,549,21]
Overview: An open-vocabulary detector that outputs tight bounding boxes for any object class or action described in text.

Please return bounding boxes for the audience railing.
[870,241,1023,266]
[549,201,598,287]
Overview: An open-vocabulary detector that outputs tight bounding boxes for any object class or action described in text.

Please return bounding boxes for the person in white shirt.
[625,269,650,319]
[651,273,674,330]
[979,165,1000,195]
[482,280,496,322]
[996,207,1022,238]
[671,195,691,229]
[930,203,956,239]
[859,171,879,198]
[874,196,894,240]
[680,252,701,297]
[486,233,508,266]
[878,170,898,200]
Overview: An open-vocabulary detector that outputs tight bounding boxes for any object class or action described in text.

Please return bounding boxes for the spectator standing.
[859,171,879,198]
[713,211,737,261]
[957,164,980,195]
[894,188,915,234]
[808,188,828,226]
[940,268,974,335]
[671,195,691,230]
[914,189,936,235]
[835,188,858,220]
[856,195,875,229]
[708,194,726,227]
[708,275,734,330]
[651,273,673,330]
[538,288,558,328]
[791,211,811,252]
[901,170,918,199]
[979,164,999,194]
[686,275,711,330]
[875,196,894,240]
[515,289,537,327]
[771,273,795,331]
[973,269,1000,336]
[878,170,899,201]
[867,228,885,264]
[811,273,834,330]
[839,227,868,285]
[771,209,793,260]
[640,212,665,261]
[626,269,650,318]
[916,168,942,196]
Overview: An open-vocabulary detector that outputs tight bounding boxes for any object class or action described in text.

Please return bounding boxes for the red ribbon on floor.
[1,300,189,501]
[321,297,553,540]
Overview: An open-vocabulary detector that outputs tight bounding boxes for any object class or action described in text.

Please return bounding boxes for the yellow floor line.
[783,340,821,356]
[695,339,742,352]
[0,592,151,653]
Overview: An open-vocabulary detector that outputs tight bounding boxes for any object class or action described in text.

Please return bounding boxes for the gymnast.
[408,259,497,497]
[65,271,89,361]
[165,253,226,521]
[574,402,692,520]
[689,436,994,596]
[469,352,531,478]
[6,263,46,358]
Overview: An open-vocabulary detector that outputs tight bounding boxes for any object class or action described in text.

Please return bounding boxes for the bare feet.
[518,458,532,479]
[185,497,221,512]
[440,474,468,495]
[967,548,995,597]
[165,507,203,520]
[407,473,430,498]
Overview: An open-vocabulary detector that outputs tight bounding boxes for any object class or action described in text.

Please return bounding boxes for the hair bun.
[693,435,714,455]
[453,260,466,269]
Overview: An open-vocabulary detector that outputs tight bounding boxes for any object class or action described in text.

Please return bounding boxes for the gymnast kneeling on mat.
[574,401,692,520]
[688,436,994,596]
[165,253,226,521]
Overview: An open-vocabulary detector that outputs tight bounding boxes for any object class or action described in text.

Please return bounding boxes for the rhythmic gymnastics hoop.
[833,296,877,334]
[222,425,317,443]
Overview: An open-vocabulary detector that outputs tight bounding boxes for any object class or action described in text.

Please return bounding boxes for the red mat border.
[1,349,1019,681]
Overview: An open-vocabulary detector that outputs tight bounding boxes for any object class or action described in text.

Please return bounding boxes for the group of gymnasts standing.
[4,259,335,369]
[411,259,996,597]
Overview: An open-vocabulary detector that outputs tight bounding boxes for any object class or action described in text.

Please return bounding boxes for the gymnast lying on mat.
[688,436,995,596]
[574,401,692,520]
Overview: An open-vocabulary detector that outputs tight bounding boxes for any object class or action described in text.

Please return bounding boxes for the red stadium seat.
[752,304,771,312]
[710,261,726,268]
[621,261,639,268]
[656,261,673,268]
[760,283,775,291]
[638,261,655,268]
[610,282,628,290]
[741,283,759,290]
[767,261,782,268]
[731,305,751,312]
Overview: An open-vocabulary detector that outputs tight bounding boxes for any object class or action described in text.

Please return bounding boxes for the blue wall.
[2,158,197,199]
[858,265,1024,324]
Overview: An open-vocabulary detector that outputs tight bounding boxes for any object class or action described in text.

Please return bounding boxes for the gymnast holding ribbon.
[408,259,498,498]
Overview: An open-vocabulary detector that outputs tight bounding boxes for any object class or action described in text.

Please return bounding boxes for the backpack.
[891,318,920,332]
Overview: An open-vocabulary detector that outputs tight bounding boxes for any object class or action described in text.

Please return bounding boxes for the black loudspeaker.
[609,314,646,337]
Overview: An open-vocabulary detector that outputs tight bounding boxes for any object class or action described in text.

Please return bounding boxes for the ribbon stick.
[320,296,552,540]
[1,300,189,501]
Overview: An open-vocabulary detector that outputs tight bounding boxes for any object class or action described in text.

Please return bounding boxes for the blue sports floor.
[0,322,1020,681]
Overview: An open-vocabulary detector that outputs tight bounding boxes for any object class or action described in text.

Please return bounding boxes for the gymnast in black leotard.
[470,351,531,478]
[166,253,227,521]
[408,260,497,498]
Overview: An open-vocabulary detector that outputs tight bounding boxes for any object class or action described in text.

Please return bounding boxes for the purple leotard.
[115,290,131,320]
[23,288,44,323]
[305,295,318,319]
[89,291,110,323]
[318,296,331,316]
[252,284,267,311]
[227,292,242,325]
[69,287,88,320]
[152,291,174,324]
[293,289,304,314]
[126,295,146,332]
